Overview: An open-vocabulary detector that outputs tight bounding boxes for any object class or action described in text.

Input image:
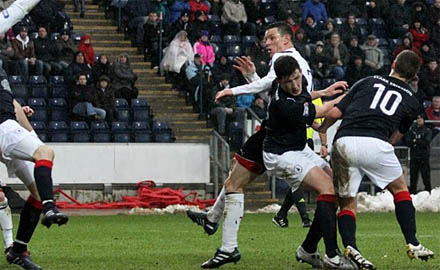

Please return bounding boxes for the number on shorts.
[369,83,402,116]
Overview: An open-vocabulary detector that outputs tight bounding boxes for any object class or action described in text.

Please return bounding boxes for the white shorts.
[331,136,402,198]
[263,145,329,192]
[0,120,43,186]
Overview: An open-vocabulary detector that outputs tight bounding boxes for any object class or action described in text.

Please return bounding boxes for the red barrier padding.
[55,181,215,210]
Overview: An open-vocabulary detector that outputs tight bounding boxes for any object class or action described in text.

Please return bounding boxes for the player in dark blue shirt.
[318,50,435,269]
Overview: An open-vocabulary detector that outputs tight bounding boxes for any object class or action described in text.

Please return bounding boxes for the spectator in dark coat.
[309,40,330,80]
[212,55,232,83]
[278,0,302,21]
[249,95,267,119]
[71,73,106,120]
[294,29,311,60]
[430,18,440,57]
[327,0,361,18]
[340,14,362,45]
[420,42,436,64]
[169,10,193,41]
[64,51,93,86]
[112,53,139,102]
[34,26,63,77]
[347,35,365,63]
[125,0,151,49]
[94,75,115,122]
[210,0,223,16]
[419,59,440,101]
[320,19,337,43]
[190,10,210,43]
[247,37,270,77]
[92,54,112,82]
[30,0,65,32]
[324,32,349,80]
[362,0,389,19]
[387,0,411,38]
[302,0,328,24]
[427,0,440,27]
[11,26,44,79]
[0,33,13,74]
[411,1,428,27]
[345,55,371,86]
[56,30,77,70]
[143,11,169,68]
[302,16,322,44]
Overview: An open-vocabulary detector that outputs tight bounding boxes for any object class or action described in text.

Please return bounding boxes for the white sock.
[220,193,244,253]
[207,187,225,223]
[0,199,13,249]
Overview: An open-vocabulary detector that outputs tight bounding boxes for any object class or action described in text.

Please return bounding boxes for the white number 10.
[369,83,402,116]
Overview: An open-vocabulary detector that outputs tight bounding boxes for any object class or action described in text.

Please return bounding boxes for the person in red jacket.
[78,34,95,66]
[409,20,429,49]
[393,34,423,65]
[425,95,440,136]
[189,0,209,21]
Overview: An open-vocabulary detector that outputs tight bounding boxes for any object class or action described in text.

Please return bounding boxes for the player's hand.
[320,145,328,158]
[215,89,233,103]
[233,56,256,75]
[22,106,34,117]
[325,81,348,97]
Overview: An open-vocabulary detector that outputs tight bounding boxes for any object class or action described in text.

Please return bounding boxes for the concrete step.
[246,191,273,200]
[76,33,125,41]
[153,106,194,114]
[154,112,200,121]
[64,4,100,9]
[170,120,207,130]
[93,40,131,47]
[245,198,280,210]
[71,18,113,26]
[174,128,213,134]
[245,182,269,192]
[66,11,107,19]
[175,135,210,143]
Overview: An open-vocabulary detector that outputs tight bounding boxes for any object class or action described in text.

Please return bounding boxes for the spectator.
[324,32,349,80]
[185,53,211,110]
[411,1,428,27]
[278,0,302,21]
[320,18,336,43]
[92,54,112,82]
[430,18,440,57]
[242,0,263,32]
[427,0,440,27]
[236,94,254,109]
[425,96,440,136]
[34,26,63,77]
[112,53,139,102]
[169,11,193,42]
[285,16,300,35]
[190,10,210,43]
[347,35,365,63]
[56,30,77,70]
[125,0,151,51]
[419,59,440,101]
[340,14,362,45]
[247,35,270,77]
[210,0,223,16]
[212,55,232,82]
[388,0,411,38]
[78,34,95,66]
[420,42,436,64]
[0,33,13,74]
[294,29,311,60]
[360,34,384,74]
[362,0,389,19]
[161,30,194,85]
[404,114,432,194]
[189,0,210,21]
[71,73,106,120]
[64,51,93,86]
[143,11,168,69]
[409,20,429,49]
[73,0,86,17]
[193,30,215,66]
[10,26,43,80]
[94,75,116,122]
[309,40,330,80]
[327,0,361,18]
[302,0,327,24]
[302,15,322,44]
[249,95,267,119]
[392,34,423,64]
[221,0,250,35]
[30,0,67,31]
[345,55,371,86]
[209,74,244,135]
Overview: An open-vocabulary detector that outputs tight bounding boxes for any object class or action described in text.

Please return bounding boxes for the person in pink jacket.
[193,30,215,66]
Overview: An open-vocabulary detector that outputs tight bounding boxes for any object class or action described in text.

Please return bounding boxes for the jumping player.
[186,22,347,268]
[317,50,435,269]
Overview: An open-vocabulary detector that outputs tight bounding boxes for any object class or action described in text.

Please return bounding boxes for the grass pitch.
[1,212,439,270]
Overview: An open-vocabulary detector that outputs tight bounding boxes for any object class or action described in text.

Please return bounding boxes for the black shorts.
[234,128,266,175]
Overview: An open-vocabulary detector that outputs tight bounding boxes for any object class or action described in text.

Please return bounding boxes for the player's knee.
[224,178,242,193]
[33,145,54,161]
[0,191,6,202]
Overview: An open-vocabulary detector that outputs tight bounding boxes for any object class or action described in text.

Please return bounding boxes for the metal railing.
[210,131,230,197]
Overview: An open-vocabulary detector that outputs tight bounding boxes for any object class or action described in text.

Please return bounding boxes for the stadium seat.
[356,17,368,26]
[207,14,220,22]
[132,121,152,142]
[223,35,241,44]
[115,98,130,122]
[261,3,278,17]
[70,121,90,142]
[48,121,69,142]
[50,33,60,41]
[152,120,174,142]
[131,98,151,122]
[48,98,68,121]
[9,75,29,100]
[50,76,67,98]
[226,45,242,57]
[30,121,48,142]
[377,38,389,48]
[28,98,47,122]
[90,121,111,142]
[389,38,402,50]
[264,16,276,24]
[334,17,346,26]
[228,121,243,149]
[112,121,131,142]
[28,75,48,99]
[210,21,222,35]
[242,35,258,47]
[210,35,223,43]
[211,43,224,57]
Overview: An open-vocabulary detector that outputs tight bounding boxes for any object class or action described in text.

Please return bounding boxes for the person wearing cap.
[189,0,209,22]
[56,30,77,70]
[345,54,372,86]
[294,29,311,59]
[347,35,365,63]
[10,26,44,80]
[190,9,209,42]
[185,53,212,111]
[169,10,193,42]
[193,30,215,66]
[310,40,330,80]
[221,0,248,35]
[169,0,191,23]
[361,34,384,74]
[302,15,322,44]
[0,33,14,75]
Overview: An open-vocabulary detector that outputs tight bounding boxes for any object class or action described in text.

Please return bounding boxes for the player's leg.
[273,186,310,228]
[0,189,13,252]
[386,175,434,261]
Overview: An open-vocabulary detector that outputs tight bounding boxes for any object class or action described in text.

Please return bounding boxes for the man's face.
[221,79,229,86]
[416,115,425,126]
[432,97,440,109]
[19,30,28,39]
[100,55,108,64]
[149,13,158,22]
[181,15,189,23]
[435,0,440,8]
[428,61,438,71]
[306,17,314,26]
[120,56,127,63]
[350,39,358,47]
[330,34,340,45]
[78,75,87,85]
[61,34,69,41]
[38,28,47,39]
[278,69,302,95]
[348,15,355,25]
[264,28,289,57]
[76,53,85,63]
[194,57,202,66]
[99,80,108,88]
[367,37,376,46]
[220,56,227,65]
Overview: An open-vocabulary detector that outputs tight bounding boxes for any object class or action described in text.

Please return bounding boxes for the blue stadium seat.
[49,76,67,98]
[90,121,111,142]
[261,3,277,17]
[9,75,29,100]
[356,17,368,26]
[334,17,346,26]
[30,121,48,142]
[223,35,241,44]
[228,121,243,149]
[369,18,385,29]
[226,45,242,57]
[70,121,90,142]
[210,21,222,35]
[131,98,151,122]
[48,121,69,142]
[112,121,131,142]
[210,35,223,43]
[49,76,65,85]
[264,16,276,24]
[28,75,48,99]
[28,98,47,122]
[242,35,258,47]
[389,38,402,50]
[207,14,220,22]
[152,121,174,142]
[132,121,152,142]
[115,98,130,122]
[377,38,389,48]
[48,98,68,121]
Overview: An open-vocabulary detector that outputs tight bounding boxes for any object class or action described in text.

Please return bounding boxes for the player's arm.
[0,0,41,35]
[311,81,348,100]
[233,56,260,83]
[314,94,345,118]
[316,106,342,133]
[318,131,328,158]
[13,100,34,132]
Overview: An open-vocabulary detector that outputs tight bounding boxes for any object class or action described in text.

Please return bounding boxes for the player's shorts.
[0,120,43,186]
[263,145,329,193]
[234,128,266,175]
[331,136,403,198]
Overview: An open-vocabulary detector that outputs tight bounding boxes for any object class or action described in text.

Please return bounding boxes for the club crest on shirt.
[303,102,309,117]
[1,79,11,93]
[2,10,9,19]
[294,164,303,173]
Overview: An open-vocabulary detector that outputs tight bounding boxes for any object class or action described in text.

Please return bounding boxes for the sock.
[0,198,13,249]
[293,188,309,222]
[13,196,43,254]
[220,193,244,253]
[394,191,419,246]
[301,213,322,253]
[338,210,357,250]
[316,194,338,258]
[34,160,54,210]
[207,186,225,223]
[277,187,295,218]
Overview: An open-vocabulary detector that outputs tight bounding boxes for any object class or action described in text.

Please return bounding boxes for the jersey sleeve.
[335,77,367,114]
[0,0,40,35]
[231,65,276,96]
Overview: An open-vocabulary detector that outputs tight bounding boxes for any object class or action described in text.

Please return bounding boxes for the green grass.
[1,212,439,270]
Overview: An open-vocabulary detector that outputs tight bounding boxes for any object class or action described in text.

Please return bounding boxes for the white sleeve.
[243,72,260,83]
[0,0,41,35]
[231,65,276,96]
